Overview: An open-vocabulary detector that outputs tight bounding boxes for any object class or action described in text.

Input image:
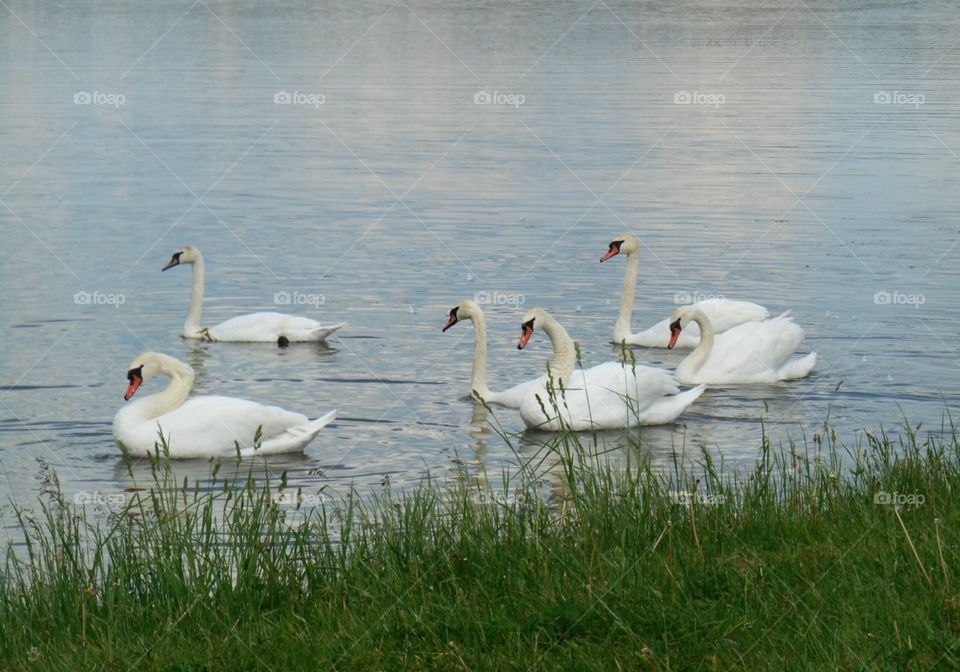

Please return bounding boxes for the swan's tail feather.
[292,409,337,436]
[638,385,706,425]
[310,322,347,341]
[240,410,337,456]
[778,352,816,380]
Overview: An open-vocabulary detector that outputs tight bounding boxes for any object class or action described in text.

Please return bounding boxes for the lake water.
[2,0,958,524]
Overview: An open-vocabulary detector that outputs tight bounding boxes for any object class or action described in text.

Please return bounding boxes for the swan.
[112,352,336,458]
[599,234,770,347]
[515,307,705,431]
[162,246,345,345]
[667,306,817,384]
[442,300,541,408]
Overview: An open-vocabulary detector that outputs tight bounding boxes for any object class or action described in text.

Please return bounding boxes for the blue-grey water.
[1,0,958,524]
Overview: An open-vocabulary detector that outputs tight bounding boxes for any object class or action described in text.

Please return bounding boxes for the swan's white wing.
[520,363,692,430]
[625,299,769,348]
[625,319,701,348]
[154,396,310,457]
[486,376,545,409]
[209,313,344,342]
[695,299,770,332]
[699,316,806,381]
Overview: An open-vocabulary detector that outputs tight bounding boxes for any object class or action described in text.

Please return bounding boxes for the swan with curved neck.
[112,352,336,458]
[515,307,705,431]
[162,245,345,345]
[441,300,540,408]
[600,234,770,347]
[667,306,817,384]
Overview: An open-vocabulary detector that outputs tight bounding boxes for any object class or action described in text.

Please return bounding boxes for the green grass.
[2,416,960,671]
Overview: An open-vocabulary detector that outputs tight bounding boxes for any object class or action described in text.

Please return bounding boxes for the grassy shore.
[2,417,960,671]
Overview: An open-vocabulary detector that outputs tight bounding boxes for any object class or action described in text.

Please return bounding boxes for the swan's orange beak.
[600,247,619,262]
[517,325,534,350]
[124,375,142,401]
[161,256,180,271]
[667,319,682,350]
[442,308,459,332]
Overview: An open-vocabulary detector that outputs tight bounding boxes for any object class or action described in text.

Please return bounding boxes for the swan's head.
[123,352,162,401]
[442,300,481,332]
[599,234,639,262]
[162,245,200,271]
[667,307,690,350]
[517,307,548,350]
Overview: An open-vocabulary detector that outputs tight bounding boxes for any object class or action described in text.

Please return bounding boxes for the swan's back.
[700,315,806,381]
[210,313,344,342]
[626,299,770,348]
[116,395,311,458]
[519,362,691,430]
[697,299,770,332]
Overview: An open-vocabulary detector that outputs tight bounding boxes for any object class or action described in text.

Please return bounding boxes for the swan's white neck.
[466,313,492,400]
[613,250,639,343]
[120,355,194,423]
[540,315,576,383]
[184,254,205,337]
[680,309,715,375]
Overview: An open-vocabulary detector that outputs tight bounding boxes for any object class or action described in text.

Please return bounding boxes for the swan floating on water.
[162,245,345,345]
[112,352,336,458]
[600,233,769,348]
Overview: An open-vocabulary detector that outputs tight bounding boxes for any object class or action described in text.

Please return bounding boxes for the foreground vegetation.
[2,417,960,671]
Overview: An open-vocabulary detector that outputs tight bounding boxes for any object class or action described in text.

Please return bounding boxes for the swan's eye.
[173,252,182,261]
[670,319,681,331]
[522,319,535,331]
[126,365,143,382]
[610,240,623,250]
[449,307,459,318]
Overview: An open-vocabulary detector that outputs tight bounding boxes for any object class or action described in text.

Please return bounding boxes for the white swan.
[516,308,705,431]
[112,352,336,458]
[600,234,770,348]
[442,300,541,408]
[162,246,345,345]
[667,306,817,384]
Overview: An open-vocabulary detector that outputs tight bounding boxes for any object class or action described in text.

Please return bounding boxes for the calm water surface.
[1,0,958,525]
